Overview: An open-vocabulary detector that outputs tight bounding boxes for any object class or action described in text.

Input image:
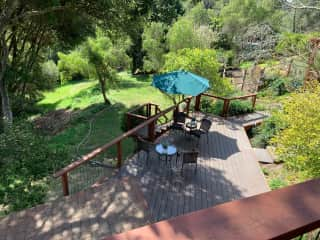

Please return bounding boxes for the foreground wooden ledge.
[104,178,320,240]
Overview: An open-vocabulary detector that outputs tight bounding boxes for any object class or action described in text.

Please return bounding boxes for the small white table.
[155,144,177,166]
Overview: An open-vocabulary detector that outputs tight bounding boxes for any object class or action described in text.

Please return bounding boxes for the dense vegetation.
[1,0,320,215]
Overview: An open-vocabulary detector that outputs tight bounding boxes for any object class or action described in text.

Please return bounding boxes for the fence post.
[61,173,69,196]
[252,95,257,109]
[195,95,201,111]
[117,141,122,168]
[148,121,156,142]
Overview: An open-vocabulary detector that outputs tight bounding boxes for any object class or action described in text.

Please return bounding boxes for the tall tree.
[0,0,149,129]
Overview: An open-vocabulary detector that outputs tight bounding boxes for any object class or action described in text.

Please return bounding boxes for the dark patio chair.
[171,112,187,132]
[136,137,156,166]
[181,150,199,174]
[190,118,212,143]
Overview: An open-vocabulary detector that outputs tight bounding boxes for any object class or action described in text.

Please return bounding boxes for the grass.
[36,72,173,197]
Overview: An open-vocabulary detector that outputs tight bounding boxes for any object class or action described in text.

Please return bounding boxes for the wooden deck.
[118,114,269,222]
[0,114,270,239]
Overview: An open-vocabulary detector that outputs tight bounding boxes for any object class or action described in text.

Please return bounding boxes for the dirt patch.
[33,109,78,135]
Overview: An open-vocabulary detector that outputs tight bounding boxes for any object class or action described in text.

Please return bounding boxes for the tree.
[83,32,131,104]
[143,22,168,72]
[0,0,151,129]
[167,3,218,52]
[163,48,233,95]
[150,0,184,24]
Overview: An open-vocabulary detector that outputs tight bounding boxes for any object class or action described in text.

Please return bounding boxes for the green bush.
[269,178,288,190]
[272,86,320,179]
[0,122,69,215]
[251,113,286,148]
[201,99,254,116]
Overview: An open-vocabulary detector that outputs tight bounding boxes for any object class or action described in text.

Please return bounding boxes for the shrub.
[0,122,69,215]
[201,99,254,117]
[269,178,288,190]
[272,85,320,179]
[41,60,60,88]
[251,113,285,148]
[57,50,92,83]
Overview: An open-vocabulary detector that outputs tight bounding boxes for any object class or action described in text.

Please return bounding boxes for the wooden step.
[254,148,274,164]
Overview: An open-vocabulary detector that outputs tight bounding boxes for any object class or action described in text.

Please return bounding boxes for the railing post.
[222,99,230,118]
[186,98,191,115]
[117,141,122,168]
[148,120,155,142]
[195,95,201,112]
[61,173,69,196]
[126,114,131,130]
[252,95,257,109]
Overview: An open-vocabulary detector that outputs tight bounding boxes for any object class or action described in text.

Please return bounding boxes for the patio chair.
[190,118,212,143]
[136,137,156,166]
[181,150,199,174]
[171,112,187,132]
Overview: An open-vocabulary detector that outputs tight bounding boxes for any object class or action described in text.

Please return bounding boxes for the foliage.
[167,3,217,52]
[58,50,92,83]
[276,32,310,57]
[143,22,168,72]
[251,113,286,148]
[150,0,184,24]
[163,48,233,95]
[201,99,255,116]
[0,122,69,215]
[41,61,60,88]
[272,85,320,179]
[269,178,288,190]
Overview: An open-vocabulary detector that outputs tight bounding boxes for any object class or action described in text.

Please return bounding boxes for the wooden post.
[117,141,122,168]
[241,69,247,91]
[61,173,69,196]
[222,99,230,118]
[195,95,201,111]
[126,114,131,130]
[252,95,257,109]
[186,98,191,115]
[148,121,155,142]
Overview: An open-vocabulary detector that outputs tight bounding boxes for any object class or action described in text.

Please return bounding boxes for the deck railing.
[103,178,320,240]
[195,93,257,117]
[54,98,192,196]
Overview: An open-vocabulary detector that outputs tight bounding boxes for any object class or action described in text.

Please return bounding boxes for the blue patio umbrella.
[152,70,210,96]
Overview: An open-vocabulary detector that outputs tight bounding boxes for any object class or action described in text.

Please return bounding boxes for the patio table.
[155,144,177,167]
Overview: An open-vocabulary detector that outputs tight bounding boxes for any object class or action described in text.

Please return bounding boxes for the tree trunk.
[96,70,111,105]
[0,33,13,129]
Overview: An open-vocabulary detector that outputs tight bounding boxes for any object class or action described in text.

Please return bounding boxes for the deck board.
[118,114,269,223]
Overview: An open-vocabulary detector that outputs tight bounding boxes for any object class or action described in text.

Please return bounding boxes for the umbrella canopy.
[152,70,210,96]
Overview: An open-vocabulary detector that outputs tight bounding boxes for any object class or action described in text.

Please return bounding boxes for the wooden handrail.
[126,112,148,120]
[103,178,320,240]
[54,98,191,179]
[198,92,258,118]
[202,92,257,101]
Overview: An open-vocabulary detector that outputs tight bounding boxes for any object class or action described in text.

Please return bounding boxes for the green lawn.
[38,72,172,196]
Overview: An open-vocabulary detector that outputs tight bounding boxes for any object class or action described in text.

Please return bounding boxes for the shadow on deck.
[118,114,269,223]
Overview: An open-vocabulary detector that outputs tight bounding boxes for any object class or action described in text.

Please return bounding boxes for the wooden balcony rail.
[54,98,192,196]
[195,93,257,118]
[103,178,320,240]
